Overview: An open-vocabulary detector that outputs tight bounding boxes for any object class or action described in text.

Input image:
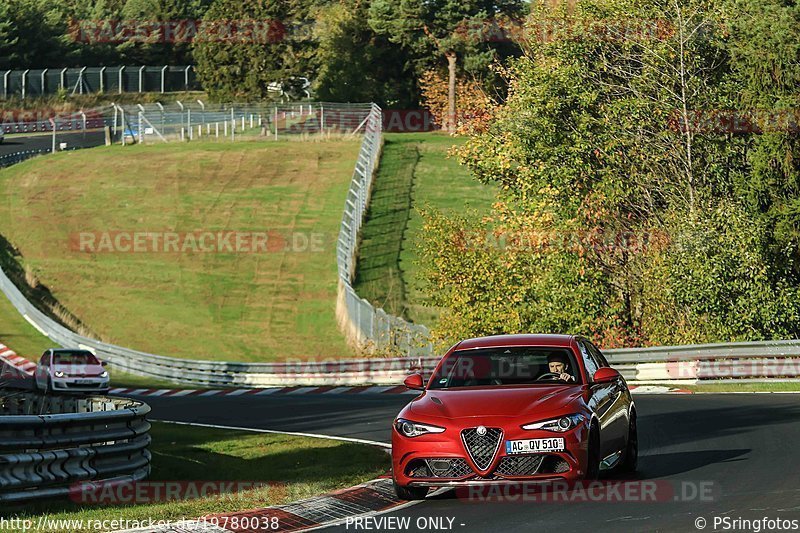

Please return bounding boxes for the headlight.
[522,414,585,432]
[54,371,65,378]
[100,371,108,378]
[394,418,446,438]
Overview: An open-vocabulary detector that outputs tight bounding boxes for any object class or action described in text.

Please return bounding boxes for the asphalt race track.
[0,131,106,157]
[144,392,800,533]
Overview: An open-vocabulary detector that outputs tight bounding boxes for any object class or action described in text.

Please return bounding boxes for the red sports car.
[392,334,637,500]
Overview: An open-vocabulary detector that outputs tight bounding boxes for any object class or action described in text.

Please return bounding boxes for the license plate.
[73,379,94,385]
[506,438,565,454]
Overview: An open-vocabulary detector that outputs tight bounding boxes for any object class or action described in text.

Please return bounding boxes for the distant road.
[0,130,106,157]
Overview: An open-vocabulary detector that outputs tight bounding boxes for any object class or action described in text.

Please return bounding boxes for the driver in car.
[543,353,576,382]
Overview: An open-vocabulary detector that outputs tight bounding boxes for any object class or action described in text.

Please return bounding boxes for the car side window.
[587,342,609,368]
[578,341,600,382]
[40,352,49,366]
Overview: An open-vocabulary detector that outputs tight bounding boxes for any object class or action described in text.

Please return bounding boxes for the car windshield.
[52,351,100,365]
[429,346,581,389]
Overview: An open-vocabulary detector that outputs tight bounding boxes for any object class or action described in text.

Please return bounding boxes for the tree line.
[0,0,528,111]
[418,0,800,348]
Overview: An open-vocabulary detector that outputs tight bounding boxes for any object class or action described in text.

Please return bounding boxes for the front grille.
[461,427,503,471]
[406,458,474,479]
[66,382,103,388]
[495,454,544,477]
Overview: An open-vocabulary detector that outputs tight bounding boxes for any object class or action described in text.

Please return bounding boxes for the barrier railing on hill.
[334,103,433,357]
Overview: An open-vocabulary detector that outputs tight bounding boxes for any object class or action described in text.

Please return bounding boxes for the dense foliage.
[0,0,525,107]
[418,0,800,348]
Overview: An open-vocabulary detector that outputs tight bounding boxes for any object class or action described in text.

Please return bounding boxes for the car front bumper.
[50,377,110,392]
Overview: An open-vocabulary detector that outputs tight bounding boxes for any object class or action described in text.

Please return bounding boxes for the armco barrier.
[0,392,150,503]
[0,264,433,387]
[334,103,433,357]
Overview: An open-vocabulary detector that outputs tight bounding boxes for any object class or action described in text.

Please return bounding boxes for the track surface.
[143,392,800,532]
[0,131,106,156]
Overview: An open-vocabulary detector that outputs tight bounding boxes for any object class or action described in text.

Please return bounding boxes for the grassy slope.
[5,422,390,532]
[0,140,359,362]
[354,132,495,326]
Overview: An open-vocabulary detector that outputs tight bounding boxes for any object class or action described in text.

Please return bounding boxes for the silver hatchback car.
[34,349,110,393]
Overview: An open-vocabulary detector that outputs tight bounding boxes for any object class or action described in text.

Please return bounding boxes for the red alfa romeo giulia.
[392,334,637,500]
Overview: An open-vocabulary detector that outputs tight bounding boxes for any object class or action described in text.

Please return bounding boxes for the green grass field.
[4,422,390,532]
[353,132,495,326]
[0,140,360,362]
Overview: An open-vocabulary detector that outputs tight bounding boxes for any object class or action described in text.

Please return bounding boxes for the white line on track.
[22,314,50,337]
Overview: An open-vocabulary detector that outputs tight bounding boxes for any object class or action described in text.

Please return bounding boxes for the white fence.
[0,66,198,98]
[334,104,433,357]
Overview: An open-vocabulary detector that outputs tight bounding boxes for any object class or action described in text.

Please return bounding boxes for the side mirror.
[593,367,621,384]
[101,361,108,367]
[403,373,424,390]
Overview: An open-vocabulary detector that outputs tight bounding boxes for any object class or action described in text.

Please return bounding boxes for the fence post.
[138,66,145,93]
[188,109,192,141]
[184,66,191,91]
[156,102,165,134]
[320,104,325,133]
[49,118,56,153]
[118,66,124,94]
[99,66,106,93]
[112,103,118,137]
[161,65,168,93]
[197,99,205,126]
[76,66,87,95]
[21,69,29,99]
[231,107,235,141]
[274,107,278,140]
[120,107,126,146]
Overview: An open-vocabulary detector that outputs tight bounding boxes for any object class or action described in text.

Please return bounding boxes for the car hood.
[408,385,584,420]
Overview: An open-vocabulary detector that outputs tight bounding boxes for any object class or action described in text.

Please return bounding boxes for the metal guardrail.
[0,264,429,386]
[0,100,435,386]
[0,392,151,503]
[334,104,433,357]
